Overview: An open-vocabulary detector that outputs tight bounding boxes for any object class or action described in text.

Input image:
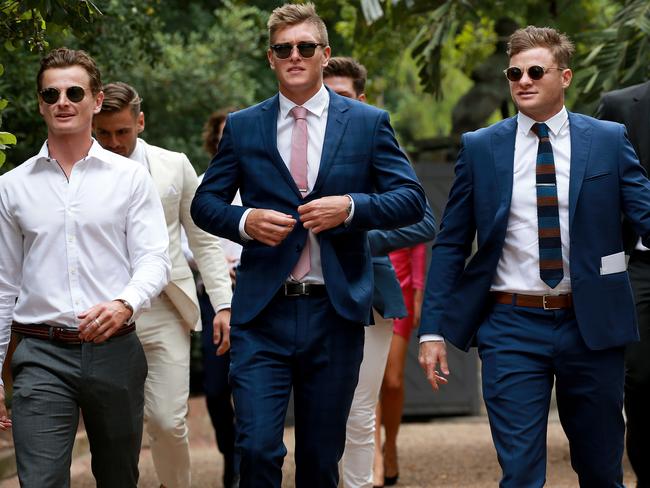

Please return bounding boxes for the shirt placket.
[64,162,83,322]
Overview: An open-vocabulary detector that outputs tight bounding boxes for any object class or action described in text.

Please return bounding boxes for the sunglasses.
[270,42,326,59]
[39,86,86,104]
[503,65,566,82]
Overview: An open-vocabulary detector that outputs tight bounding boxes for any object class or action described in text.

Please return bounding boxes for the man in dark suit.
[190,4,426,487]
[419,26,650,487]
[598,80,650,488]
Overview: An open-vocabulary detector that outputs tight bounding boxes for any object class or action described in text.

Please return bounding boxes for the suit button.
[296,245,302,252]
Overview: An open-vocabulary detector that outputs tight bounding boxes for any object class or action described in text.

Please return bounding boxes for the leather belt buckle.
[284,282,307,297]
[542,295,560,310]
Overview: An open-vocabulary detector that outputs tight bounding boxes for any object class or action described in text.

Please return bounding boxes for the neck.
[47,131,93,170]
[279,83,322,106]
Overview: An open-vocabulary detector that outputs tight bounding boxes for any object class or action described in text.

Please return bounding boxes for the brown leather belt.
[492,292,573,310]
[11,321,136,344]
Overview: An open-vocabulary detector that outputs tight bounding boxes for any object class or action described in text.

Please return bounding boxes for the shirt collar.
[35,138,104,164]
[129,138,148,170]
[279,84,329,120]
[517,106,568,137]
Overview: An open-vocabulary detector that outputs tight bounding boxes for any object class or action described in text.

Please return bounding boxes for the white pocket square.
[600,251,627,275]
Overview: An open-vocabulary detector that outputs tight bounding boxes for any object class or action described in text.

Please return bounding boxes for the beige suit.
[136,139,231,488]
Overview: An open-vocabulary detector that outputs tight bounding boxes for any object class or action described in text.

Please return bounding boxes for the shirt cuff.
[213,303,231,314]
[419,334,445,343]
[344,194,354,226]
[239,208,254,241]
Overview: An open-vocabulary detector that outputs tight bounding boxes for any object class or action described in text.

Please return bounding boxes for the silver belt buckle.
[542,295,560,310]
[284,282,307,297]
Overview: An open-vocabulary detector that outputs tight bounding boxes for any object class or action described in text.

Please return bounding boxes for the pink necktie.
[289,106,310,280]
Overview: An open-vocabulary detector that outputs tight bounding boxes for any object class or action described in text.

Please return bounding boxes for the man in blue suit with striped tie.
[419,26,650,487]
[191,4,425,487]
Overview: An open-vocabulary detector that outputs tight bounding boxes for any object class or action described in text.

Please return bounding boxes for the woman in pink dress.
[373,243,427,487]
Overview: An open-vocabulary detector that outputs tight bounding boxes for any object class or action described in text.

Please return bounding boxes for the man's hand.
[298,196,350,234]
[418,341,450,391]
[212,309,231,356]
[78,300,133,343]
[245,209,296,246]
[0,386,11,431]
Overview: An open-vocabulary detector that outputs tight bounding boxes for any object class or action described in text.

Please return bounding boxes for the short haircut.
[323,57,367,96]
[267,2,328,46]
[37,47,102,95]
[507,26,575,68]
[202,108,234,155]
[100,82,142,119]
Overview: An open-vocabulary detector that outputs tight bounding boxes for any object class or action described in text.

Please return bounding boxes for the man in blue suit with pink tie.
[190,4,425,487]
[419,26,650,487]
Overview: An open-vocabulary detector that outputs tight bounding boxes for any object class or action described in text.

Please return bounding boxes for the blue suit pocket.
[583,171,611,182]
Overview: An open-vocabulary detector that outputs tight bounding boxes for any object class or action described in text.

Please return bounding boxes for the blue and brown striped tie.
[532,122,563,288]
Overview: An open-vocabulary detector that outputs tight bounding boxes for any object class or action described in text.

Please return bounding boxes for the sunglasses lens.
[297,43,317,58]
[528,66,545,80]
[272,44,293,59]
[67,86,85,102]
[506,67,522,81]
[40,88,60,104]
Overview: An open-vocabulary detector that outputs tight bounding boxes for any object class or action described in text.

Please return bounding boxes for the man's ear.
[137,112,145,134]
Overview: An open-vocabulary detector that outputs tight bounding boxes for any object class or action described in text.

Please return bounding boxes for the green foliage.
[573,0,650,113]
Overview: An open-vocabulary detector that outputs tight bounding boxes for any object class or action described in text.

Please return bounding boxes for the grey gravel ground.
[0,396,634,487]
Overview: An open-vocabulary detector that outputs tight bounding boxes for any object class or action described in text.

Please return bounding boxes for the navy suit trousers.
[477,302,625,488]
[229,293,364,488]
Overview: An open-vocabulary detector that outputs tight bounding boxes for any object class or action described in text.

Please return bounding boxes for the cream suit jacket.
[143,140,232,331]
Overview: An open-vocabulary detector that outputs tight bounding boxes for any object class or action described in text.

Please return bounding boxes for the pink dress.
[388,243,427,339]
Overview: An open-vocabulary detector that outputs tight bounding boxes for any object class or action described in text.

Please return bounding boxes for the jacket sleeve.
[179,155,232,309]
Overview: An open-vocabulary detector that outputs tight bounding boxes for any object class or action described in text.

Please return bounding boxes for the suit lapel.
[141,141,166,196]
[259,95,303,198]
[312,90,350,195]
[491,117,517,220]
[568,112,592,228]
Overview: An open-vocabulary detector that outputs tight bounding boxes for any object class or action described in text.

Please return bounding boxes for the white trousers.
[341,311,394,488]
[137,293,192,488]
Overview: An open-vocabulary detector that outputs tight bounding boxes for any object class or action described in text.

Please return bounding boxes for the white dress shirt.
[421,107,572,343]
[491,107,571,295]
[0,139,171,372]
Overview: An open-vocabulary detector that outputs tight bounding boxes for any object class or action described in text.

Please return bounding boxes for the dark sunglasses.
[39,86,86,104]
[503,65,566,82]
[270,42,325,59]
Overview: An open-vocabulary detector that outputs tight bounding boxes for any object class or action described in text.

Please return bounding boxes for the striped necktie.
[532,122,563,288]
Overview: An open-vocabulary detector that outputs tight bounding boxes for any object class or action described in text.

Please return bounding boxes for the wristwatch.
[345,195,353,216]
[113,298,134,316]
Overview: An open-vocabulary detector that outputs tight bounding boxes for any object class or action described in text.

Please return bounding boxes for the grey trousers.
[10,332,147,488]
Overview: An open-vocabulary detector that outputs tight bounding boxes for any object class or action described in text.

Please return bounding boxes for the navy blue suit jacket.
[420,112,650,351]
[369,201,435,318]
[191,89,426,326]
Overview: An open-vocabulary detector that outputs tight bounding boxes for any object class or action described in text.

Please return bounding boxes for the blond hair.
[267,3,328,46]
[507,26,575,67]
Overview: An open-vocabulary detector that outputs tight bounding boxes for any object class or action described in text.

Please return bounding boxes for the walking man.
[94,81,233,488]
[0,48,171,487]
[191,4,426,487]
[419,26,650,487]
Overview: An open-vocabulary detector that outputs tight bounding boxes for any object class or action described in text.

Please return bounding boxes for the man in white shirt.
[0,48,171,487]
[190,4,426,487]
[419,26,650,487]
[93,82,233,488]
